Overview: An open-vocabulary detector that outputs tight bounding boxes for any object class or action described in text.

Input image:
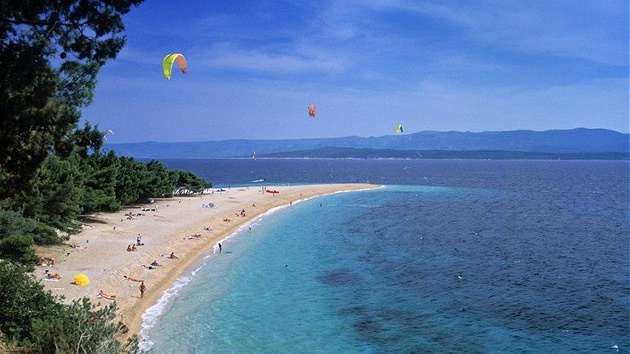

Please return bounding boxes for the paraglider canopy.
[395,124,404,134]
[74,274,90,286]
[308,104,316,118]
[163,53,187,80]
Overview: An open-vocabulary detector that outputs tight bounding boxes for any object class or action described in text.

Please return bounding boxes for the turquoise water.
[141,160,629,353]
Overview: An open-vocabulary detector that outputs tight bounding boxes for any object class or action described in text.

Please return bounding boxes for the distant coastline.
[247,148,630,160]
[106,128,629,160]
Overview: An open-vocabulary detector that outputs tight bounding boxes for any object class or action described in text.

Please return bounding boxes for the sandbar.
[34,183,378,340]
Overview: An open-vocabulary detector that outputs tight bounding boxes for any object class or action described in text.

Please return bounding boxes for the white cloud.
[193,43,349,75]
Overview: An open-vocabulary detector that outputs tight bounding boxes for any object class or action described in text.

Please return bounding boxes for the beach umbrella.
[74,273,90,286]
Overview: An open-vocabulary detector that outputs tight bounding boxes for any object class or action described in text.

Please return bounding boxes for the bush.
[0,261,58,341]
[31,298,141,354]
[0,261,140,353]
[0,234,40,267]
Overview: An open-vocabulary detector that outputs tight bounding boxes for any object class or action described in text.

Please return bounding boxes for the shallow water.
[141,160,629,353]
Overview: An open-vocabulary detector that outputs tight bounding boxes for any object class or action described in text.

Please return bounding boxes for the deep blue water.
[140,159,629,353]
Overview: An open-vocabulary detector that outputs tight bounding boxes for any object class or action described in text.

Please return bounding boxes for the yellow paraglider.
[308,104,316,118]
[74,273,90,286]
[395,124,404,134]
[163,53,187,80]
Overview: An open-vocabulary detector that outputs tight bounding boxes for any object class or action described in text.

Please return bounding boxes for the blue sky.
[81,0,629,143]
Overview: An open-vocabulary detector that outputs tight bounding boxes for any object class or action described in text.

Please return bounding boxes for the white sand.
[33,183,378,339]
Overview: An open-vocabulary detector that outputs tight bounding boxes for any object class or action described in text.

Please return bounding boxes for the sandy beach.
[33,183,377,340]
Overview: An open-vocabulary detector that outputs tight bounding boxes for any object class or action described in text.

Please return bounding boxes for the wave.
[138,266,201,351]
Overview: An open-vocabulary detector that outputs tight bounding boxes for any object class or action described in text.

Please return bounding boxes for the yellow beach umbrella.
[74,273,90,286]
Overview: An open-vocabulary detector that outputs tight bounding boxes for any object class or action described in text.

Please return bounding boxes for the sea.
[137,158,629,354]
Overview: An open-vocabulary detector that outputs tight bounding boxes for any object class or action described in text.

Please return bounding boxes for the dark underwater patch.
[316,268,361,286]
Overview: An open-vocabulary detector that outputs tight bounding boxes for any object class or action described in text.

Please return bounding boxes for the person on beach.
[139,282,146,298]
[98,290,116,300]
[168,252,179,259]
[46,271,62,279]
[124,275,143,282]
[218,243,222,254]
[39,257,55,267]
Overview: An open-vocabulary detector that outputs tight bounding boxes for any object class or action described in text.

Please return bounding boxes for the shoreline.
[33,183,379,343]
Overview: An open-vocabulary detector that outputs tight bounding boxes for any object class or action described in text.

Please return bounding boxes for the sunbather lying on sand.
[98,290,116,300]
[46,271,63,280]
[123,275,144,282]
[39,257,55,266]
[160,252,179,259]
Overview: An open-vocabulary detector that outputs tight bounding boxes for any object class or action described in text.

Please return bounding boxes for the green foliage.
[80,151,121,213]
[31,221,65,245]
[0,261,141,353]
[31,298,141,354]
[0,207,41,266]
[0,0,144,200]
[0,261,60,341]
[143,160,181,198]
[173,170,212,195]
[114,155,142,205]
[0,205,37,236]
[19,153,84,231]
[0,234,39,266]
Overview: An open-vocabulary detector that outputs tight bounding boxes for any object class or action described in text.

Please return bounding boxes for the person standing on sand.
[218,243,222,254]
[140,281,146,298]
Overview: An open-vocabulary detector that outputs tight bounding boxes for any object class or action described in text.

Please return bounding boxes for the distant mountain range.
[106,128,629,160]
[255,147,628,160]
